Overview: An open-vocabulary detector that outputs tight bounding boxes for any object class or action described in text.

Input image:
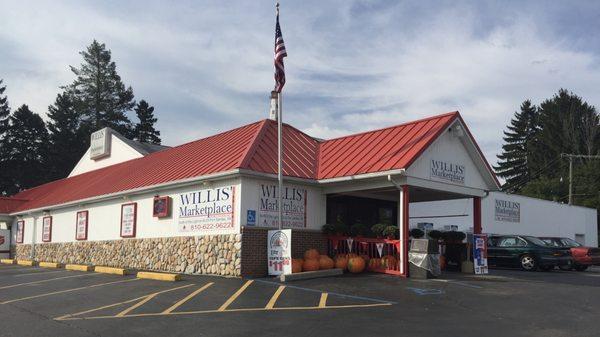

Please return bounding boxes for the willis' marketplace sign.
[430,159,465,184]
[259,184,307,228]
[177,186,235,233]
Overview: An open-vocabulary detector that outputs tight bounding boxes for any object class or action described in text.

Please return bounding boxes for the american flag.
[274,4,287,93]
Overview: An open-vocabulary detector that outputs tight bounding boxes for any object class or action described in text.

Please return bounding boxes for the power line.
[560,153,600,205]
[502,156,561,192]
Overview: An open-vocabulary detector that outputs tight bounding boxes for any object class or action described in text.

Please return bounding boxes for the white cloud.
[0,1,599,169]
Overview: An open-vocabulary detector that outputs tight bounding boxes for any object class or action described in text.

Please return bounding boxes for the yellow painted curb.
[0,259,16,264]
[39,262,63,268]
[94,266,131,276]
[65,264,93,272]
[17,260,37,266]
[137,271,181,282]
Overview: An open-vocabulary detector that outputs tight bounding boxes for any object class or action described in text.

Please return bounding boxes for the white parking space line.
[429,279,483,289]
[14,270,68,277]
[0,273,100,290]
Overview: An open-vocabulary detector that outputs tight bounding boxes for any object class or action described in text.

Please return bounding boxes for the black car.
[487,235,572,271]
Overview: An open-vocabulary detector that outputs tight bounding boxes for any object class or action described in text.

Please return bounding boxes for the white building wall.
[12,177,242,245]
[240,177,326,230]
[69,134,144,177]
[406,120,490,191]
[410,191,598,247]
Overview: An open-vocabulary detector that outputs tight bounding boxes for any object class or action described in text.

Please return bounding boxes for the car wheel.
[520,255,537,271]
[540,265,553,272]
[574,265,588,272]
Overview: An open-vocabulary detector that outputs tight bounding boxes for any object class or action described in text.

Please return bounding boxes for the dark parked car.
[487,235,572,271]
[539,237,600,271]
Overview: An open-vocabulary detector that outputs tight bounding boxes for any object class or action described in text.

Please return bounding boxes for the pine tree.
[46,93,88,180]
[494,100,539,192]
[516,89,600,205]
[0,79,9,134]
[0,80,11,195]
[2,105,49,195]
[65,40,135,137]
[134,100,161,144]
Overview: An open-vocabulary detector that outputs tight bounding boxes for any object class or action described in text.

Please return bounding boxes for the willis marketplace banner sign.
[177,186,235,233]
[258,183,307,228]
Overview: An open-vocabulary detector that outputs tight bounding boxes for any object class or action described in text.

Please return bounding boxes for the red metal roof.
[9,111,497,213]
[11,120,266,212]
[242,119,319,179]
[0,197,29,214]
[317,112,457,179]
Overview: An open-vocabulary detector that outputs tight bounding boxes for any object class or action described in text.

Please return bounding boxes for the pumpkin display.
[381,255,397,270]
[347,256,366,273]
[292,258,303,273]
[359,254,370,265]
[334,255,348,270]
[334,253,347,261]
[304,249,320,260]
[319,255,335,270]
[303,258,320,271]
[368,258,382,270]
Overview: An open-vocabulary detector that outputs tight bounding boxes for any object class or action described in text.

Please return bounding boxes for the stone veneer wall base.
[16,235,241,277]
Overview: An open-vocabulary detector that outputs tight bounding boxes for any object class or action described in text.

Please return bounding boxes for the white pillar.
[398,185,409,276]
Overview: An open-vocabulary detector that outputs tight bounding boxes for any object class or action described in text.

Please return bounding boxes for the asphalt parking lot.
[0,264,599,337]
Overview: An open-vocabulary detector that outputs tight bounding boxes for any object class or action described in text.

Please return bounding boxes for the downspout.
[387,171,405,189]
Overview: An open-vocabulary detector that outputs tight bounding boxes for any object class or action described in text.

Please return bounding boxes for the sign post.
[268,229,292,276]
[473,234,489,275]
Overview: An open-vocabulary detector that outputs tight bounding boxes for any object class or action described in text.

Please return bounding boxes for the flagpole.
[277,91,283,230]
[275,1,284,231]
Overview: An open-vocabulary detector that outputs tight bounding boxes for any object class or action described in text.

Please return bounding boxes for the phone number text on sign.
[177,186,235,233]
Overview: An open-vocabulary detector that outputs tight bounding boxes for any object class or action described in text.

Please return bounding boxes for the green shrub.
[322,224,335,235]
[333,222,349,235]
[409,228,425,238]
[350,223,369,237]
[428,230,443,240]
[371,224,387,237]
[383,225,399,239]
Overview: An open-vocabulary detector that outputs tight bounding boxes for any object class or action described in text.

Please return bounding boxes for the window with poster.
[153,196,171,218]
[42,216,52,242]
[16,220,24,243]
[75,211,89,241]
[120,203,137,238]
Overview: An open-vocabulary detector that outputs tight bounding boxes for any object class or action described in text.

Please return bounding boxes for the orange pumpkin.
[292,258,303,273]
[359,254,370,265]
[334,253,346,260]
[381,255,397,270]
[303,258,320,271]
[368,258,382,270]
[347,256,366,273]
[319,255,334,270]
[304,249,320,260]
[334,256,348,270]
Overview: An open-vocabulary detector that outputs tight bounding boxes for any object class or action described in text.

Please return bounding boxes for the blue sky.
[1,0,600,167]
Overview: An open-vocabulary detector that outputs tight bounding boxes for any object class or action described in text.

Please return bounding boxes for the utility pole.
[561,153,600,205]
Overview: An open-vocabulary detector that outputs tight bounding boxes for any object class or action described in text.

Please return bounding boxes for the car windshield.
[560,238,582,247]
[525,236,549,246]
